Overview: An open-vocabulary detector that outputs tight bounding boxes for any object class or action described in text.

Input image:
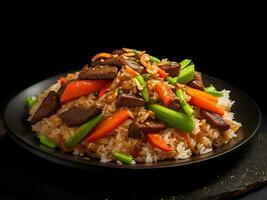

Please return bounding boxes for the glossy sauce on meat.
[128,121,166,138]
[116,94,145,108]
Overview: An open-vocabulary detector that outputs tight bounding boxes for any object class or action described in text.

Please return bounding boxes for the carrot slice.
[154,83,174,106]
[59,77,66,86]
[60,80,107,104]
[125,65,139,77]
[186,86,218,102]
[146,133,172,151]
[85,109,129,143]
[158,68,169,78]
[99,80,113,97]
[190,95,225,116]
[91,53,112,62]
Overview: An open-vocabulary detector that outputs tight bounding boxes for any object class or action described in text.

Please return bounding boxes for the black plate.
[3,73,261,170]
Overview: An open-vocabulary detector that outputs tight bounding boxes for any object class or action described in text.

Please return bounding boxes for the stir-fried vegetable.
[158,68,169,78]
[176,89,194,116]
[85,109,129,143]
[154,83,173,106]
[26,96,37,110]
[112,152,135,164]
[99,80,113,97]
[204,84,223,97]
[186,86,218,102]
[60,80,107,104]
[59,77,66,86]
[91,53,112,62]
[125,65,139,77]
[190,95,225,116]
[177,64,195,84]
[135,75,150,102]
[179,59,192,69]
[147,104,195,133]
[166,77,178,85]
[38,134,57,149]
[147,133,172,151]
[65,113,103,148]
[150,56,160,63]
[141,73,150,81]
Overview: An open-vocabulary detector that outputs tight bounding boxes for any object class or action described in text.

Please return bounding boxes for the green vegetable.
[150,56,160,63]
[26,96,37,110]
[134,49,141,54]
[179,59,192,69]
[112,152,135,164]
[147,104,195,133]
[38,135,57,149]
[65,113,103,148]
[166,77,177,86]
[118,89,123,95]
[176,89,194,116]
[149,97,157,104]
[141,73,150,81]
[136,75,150,102]
[177,64,195,84]
[204,84,223,97]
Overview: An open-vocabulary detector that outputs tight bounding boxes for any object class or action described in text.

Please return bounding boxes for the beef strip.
[160,63,180,77]
[116,94,145,108]
[59,106,102,127]
[128,121,166,138]
[78,66,117,80]
[91,56,125,68]
[200,109,230,131]
[122,59,144,73]
[31,91,60,124]
[188,71,204,90]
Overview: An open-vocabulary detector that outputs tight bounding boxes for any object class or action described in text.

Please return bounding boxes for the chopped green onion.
[177,64,195,84]
[26,96,37,110]
[118,89,123,95]
[176,89,194,116]
[166,77,178,86]
[136,75,150,102]
[147,104,195,133]
[38,135,57,149]
[179,59,192,69]
[65,113,103,148]
[150,56,160,63]
[204,84,223,97]
[112,152,135,164]
[141,73,150,81]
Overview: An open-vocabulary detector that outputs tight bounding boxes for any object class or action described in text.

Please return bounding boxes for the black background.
[1,3,267,199]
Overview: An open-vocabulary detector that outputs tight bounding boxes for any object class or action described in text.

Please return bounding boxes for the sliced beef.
[91,56,125,68]
[128,121,166,138]
[59,106,102,127]
[122,59,144,73]
[31,91,60,124]
[168,99,181,111]
[188,71,204,90]
[200,109,230,131]
[116,94,145,108]
[160,63,180,77]
[79,66,117,80]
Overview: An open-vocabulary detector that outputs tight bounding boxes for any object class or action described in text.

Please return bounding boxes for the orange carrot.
[125,65,139,77]
[85,109,129,143]
[60,80,107,104]
[146,133,172,151]
[154,83,174,106]
[99,80,113,97]
[158,68,169,79]
[190,95,225,116]
[186,86,218,102]
[91,53,112,62]
[58,77,66,86]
